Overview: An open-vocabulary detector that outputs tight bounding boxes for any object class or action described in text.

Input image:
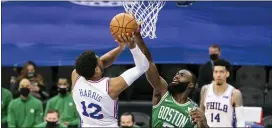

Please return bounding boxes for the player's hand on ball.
[189,108,207,123]
[116,33,136,49]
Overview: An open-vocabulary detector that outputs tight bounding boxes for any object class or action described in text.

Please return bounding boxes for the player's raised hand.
[116,33,136,49]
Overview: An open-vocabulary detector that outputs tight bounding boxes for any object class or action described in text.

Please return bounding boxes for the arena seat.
[265,90,272,106]
[1,67,16,89]
[57,66,74,80]
[263,116,272,128]
[239,87,264,106]
[269,69,272,87]
[37,67,53,92]
[130,75,153,101]
[131,112,150,127]
[236,66,266,89]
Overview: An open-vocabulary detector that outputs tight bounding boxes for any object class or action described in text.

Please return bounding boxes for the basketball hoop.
[123,1,166,39]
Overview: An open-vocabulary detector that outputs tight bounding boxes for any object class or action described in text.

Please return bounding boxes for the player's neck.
[89,76,102,81]
[172,93,188,104]
[213,82,228,95]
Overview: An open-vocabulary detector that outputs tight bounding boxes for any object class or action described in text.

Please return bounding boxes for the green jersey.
[1,87,13,123]
[152,91,198,128]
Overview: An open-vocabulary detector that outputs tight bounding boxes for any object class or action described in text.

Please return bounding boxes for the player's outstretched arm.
[200,85,208,112]
[100,43,126,68]
[108,33,149,100]
[134,30,168,105]
[232,89,245,127]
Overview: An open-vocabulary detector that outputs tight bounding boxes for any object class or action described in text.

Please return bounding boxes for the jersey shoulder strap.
[153,91,169,108]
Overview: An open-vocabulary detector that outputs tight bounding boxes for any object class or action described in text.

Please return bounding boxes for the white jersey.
[204,83,235,127]
[72,76,118,127]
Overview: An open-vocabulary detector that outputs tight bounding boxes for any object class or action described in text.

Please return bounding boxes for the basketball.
[110,13,138,40]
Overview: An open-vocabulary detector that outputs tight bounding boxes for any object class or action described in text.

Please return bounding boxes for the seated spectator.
[35,109,66,128]
[120,112,140,128]
[1,87,13,128]
[10,61,49,100]
[7,78,43,127]
[45,78,79,127]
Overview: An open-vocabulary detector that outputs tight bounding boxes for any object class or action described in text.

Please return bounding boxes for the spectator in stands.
[45,78,79,128]
[1,87,13,128]
[120,112,140,128]
[198,44,222,89]
[198,44,235,88]
[10,61,49,100]
[8,78,43,127]
[35,109,67,128]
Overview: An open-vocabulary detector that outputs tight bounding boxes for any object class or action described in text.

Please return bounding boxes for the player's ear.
[188,83,194,88]
[226,71,230,78]
[95,66,100,73]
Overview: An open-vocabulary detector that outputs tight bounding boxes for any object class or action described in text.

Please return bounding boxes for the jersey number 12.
[211,113,220,122]
[81,101,103,119]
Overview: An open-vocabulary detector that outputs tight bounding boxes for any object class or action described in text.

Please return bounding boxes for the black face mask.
[20,87,30,97]
[58,88,68,95]
[46,120,58,128]
[27,72,35,78]
[168,82,189,94]
[210,54,219,61]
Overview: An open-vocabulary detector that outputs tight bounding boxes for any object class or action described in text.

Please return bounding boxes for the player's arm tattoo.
[200,85,208,111]
[233,89,243,107]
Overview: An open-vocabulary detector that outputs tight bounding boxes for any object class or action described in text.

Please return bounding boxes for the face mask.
[27,72,35,78]
[168,82,189,94]
[20,87,30,97]
[46,120,58,128]
[58,87,68,95]
[210,54,219,61]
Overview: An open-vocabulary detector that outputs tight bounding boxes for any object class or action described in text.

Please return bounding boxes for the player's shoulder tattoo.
[232,89,243,107]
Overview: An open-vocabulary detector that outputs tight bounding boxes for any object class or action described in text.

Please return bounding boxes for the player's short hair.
[75,50,98,79]
[191,72,197,86]
[47,109,60,118]
[214,59,231,71]
[209,44,221,51]
[121,112,135,122]
[187,70,197,97]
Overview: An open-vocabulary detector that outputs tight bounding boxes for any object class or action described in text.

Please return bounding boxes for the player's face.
[45,112,59,123]
[120,115,134,128]
[213,66,229,86]
[168,70,193,94]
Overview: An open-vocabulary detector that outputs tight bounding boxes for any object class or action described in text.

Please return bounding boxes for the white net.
[123,1,166,39]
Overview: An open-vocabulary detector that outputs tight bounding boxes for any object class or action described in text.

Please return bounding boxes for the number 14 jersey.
[72,76,118,127]
[204,83,235,127]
